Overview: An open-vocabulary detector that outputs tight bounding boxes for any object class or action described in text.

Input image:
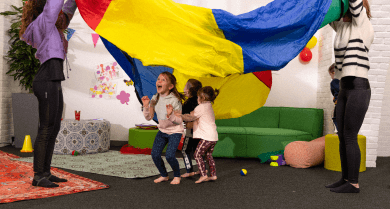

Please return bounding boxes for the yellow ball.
[240,169,247,176]
[306,36,317,49]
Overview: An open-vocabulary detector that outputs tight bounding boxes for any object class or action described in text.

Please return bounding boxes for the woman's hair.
[344,0,372,20]
[328,63,335,73]
[153,71,185,106]
[197,86,219,104]
[363,0,372,20]
[185,79,202,99]
[20,0,68,39]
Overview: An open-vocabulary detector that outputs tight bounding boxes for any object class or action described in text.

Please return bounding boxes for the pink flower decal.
[117,91,130,105]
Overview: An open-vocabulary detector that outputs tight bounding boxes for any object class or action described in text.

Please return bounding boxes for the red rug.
[120,144,152,155]
[0,151,109,203]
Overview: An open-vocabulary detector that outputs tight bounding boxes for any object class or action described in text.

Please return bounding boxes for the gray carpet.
[2,145,390,209]
[13,150,196,178]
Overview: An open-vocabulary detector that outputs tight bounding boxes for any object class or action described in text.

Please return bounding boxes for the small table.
[54,119,111,155]
[128,127,166,151]
[324,134,366,172]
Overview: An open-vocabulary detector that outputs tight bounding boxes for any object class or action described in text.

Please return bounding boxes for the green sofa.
[212,106,324,158]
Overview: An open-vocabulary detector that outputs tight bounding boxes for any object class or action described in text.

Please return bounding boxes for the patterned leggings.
[194,139,217,177]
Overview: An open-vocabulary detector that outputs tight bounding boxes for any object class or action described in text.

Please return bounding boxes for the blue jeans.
[151,131,182,177]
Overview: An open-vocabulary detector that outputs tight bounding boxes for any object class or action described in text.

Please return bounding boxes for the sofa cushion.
[243,127,311,137]
[239,106,280,128]
[217,126,246,134]
[244,128,313,158]
[215,117,240,127]
[212,133,247,158]
[279,107,323,138]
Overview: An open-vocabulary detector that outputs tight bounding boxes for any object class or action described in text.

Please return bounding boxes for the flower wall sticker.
[117,91,130,105]
[89,62,122,99]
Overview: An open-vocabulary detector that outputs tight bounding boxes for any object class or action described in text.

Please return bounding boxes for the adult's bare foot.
[170,177,181,185]
[154,176,169,183]
[181,172,195,178]
[195,176,209,184]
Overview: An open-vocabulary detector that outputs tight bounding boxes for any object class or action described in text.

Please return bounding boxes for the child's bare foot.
[195,176,209,184]
[207,176,217,181]
[181,172,195,178]
[194,170,208,175]
[154,176,169,183]
[170,177,181,185]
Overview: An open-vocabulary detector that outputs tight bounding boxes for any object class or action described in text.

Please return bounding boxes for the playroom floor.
[1,144,390,209]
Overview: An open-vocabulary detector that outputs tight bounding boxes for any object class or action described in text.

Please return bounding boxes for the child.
[329,63,340,132]
[180,79,203,178]
[142,71,185,185]
[20,0,77,188]
[167,86,219,184]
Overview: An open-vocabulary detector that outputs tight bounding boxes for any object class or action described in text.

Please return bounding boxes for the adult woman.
[326,0,374,193]
[20,0,77,188]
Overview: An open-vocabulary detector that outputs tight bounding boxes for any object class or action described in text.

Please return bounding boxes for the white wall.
[360,0,390,166]
[0,0,389,167]
[0,0,28,147]
[378,60,390,156]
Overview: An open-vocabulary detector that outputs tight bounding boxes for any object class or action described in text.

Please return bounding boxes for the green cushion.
[217,126,246,134]
[279,107,323,139]
[214,106,324,158]
[212,133,246,158]
[243,127,311,136]
[128,128,167,151]
[239,106,280,128]
[215,117,240,127]
[246,134,312,158]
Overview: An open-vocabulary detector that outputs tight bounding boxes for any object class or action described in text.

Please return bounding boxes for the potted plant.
[0,0,68,148]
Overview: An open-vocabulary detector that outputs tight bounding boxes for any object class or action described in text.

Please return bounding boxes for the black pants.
[181,135,201,173]
[32,80,63,177]
[332,106,338,132]
[336,76,371,184]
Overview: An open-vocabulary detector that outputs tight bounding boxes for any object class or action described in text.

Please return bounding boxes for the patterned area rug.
[0,151,109,204]
[13,150,196,179]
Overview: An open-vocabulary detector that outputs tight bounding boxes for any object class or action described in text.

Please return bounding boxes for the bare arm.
[181,114,198,122]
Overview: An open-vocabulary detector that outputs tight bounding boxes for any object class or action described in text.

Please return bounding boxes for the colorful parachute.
[75,0,347,120]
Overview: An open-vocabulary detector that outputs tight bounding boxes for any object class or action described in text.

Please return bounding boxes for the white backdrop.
[62,0,320,141]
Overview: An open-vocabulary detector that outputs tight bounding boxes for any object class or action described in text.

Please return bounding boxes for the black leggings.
[336,76,371,184]
[181,135,201,173]
[32,81,63,177]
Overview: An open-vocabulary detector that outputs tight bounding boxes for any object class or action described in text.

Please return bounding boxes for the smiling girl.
[142,71,185,184]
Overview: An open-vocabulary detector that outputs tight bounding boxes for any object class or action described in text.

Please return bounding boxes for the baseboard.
[110,141,127,147]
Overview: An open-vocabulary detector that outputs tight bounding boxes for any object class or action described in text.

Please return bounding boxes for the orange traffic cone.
[20,135,34,152]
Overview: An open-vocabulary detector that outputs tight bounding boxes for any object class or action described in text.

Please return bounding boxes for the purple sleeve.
[43,0,65,26]
[62,0,77,15]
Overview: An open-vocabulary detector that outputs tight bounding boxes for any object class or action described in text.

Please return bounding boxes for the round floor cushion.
[284,136,325,168]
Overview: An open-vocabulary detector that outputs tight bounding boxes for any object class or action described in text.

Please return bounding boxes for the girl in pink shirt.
[167,86,219,183]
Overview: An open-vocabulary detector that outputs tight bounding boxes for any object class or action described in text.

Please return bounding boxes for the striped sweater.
[330,0,374,80]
